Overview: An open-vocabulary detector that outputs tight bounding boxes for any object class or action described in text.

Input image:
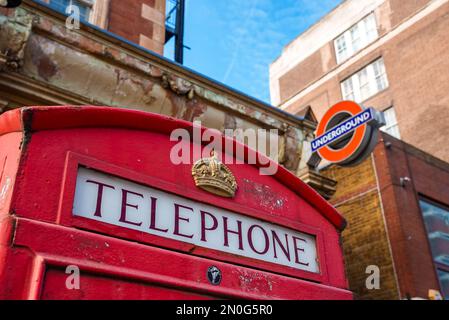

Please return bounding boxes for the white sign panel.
[73,167,319,273]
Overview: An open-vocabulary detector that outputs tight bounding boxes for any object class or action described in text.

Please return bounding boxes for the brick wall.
[388,0,432,27]
[279,50,325,104]
[323,156,399,300]
[323,132,449,299]
[374,133,449,298]
[35,0,166,54]
[108,0,165,55]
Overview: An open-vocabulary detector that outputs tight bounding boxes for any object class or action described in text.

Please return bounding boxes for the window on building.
[419,199,449,299]
[350,24,361,52]
[342,78,355,101]
[47,0,94,23]
[335,35,348,62]
[437,269,449,299]
[334,13,379,64]
[340,58,389,103]
[373,59,388,92]
[364,13,379,42]
[359,68,370,99]
[381,107,400,139]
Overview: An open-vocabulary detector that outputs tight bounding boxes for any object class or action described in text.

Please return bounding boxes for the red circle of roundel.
[316,101,367,164]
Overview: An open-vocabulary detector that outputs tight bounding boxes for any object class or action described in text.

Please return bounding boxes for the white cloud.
[184,0,343,103]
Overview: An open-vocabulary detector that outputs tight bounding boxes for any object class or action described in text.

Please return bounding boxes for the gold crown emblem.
[192,150,237,198]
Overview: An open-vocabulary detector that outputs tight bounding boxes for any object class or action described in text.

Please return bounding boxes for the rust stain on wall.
[28,37,57,81]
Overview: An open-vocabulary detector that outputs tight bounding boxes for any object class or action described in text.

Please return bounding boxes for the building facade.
[324,132,449,299]
[270,0,449,300]
[270,0,449,163]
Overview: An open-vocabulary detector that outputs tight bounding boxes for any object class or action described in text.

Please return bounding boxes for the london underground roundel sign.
[308,101,385,168]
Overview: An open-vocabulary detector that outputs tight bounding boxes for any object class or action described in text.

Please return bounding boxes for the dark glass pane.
[420,199,449,297]
[437,269,449,299]
[420,200,449,266]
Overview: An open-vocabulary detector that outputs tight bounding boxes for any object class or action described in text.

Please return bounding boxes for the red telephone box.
[0,106,352,300]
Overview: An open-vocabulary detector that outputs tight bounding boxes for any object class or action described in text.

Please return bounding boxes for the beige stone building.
[270,0,449,163]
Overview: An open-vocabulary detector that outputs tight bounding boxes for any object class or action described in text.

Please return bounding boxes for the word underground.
[170,121,279,176]
[311,109,373,153]
[73,167,319,273]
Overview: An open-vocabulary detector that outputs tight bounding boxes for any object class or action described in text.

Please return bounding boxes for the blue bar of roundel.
[311,109,373,153]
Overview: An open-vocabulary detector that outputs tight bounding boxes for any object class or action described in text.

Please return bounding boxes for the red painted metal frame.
[12,218,352,300]
[0,106,352,300]
[59,151,328,283]
[0,106,346,231]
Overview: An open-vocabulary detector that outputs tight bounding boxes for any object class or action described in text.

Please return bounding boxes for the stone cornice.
[19,0,317,132]
[0,2,332,185]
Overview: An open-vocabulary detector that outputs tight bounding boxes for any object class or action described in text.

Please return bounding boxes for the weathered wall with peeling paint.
[0,2,337,198]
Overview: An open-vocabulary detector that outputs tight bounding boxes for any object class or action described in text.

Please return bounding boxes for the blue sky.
[165,0,342,104]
